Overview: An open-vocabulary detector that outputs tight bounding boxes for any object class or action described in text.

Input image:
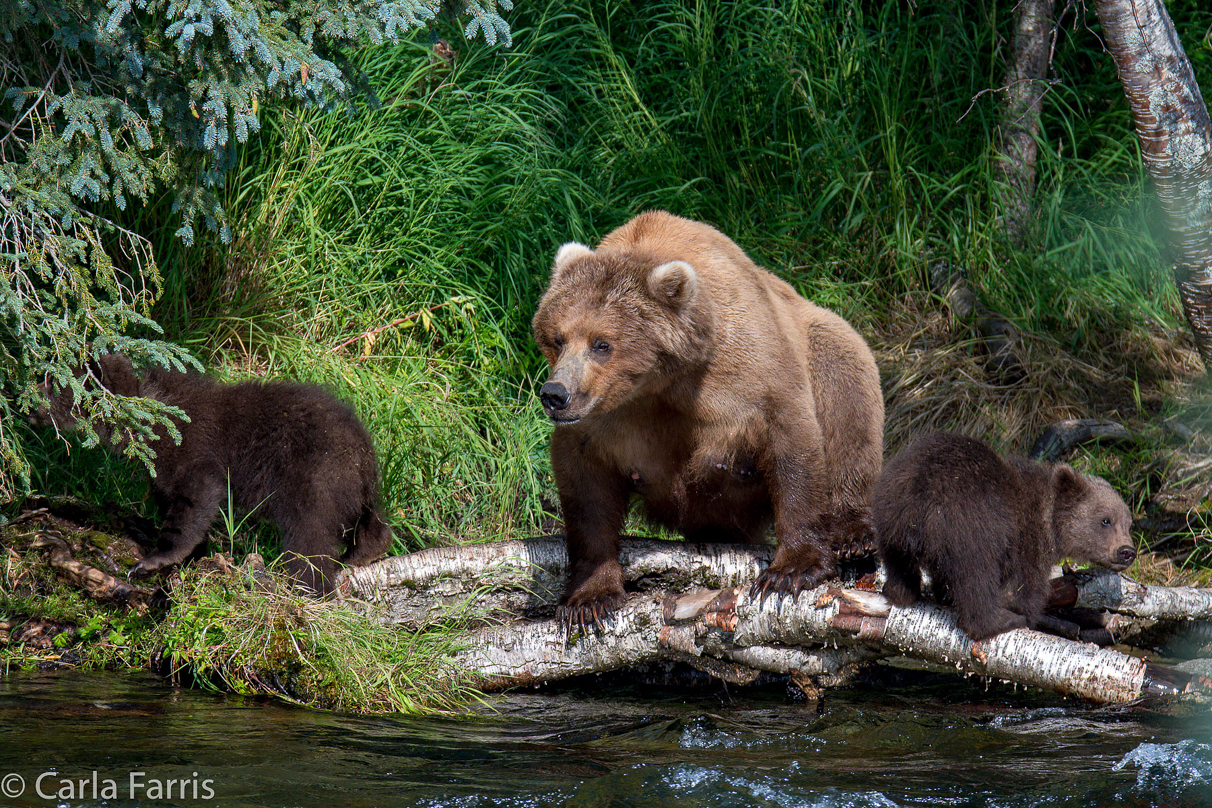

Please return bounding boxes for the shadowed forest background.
[7,0,1212,575]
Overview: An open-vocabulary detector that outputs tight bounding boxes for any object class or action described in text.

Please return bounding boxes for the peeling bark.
[453,583,1199,702]
[1095,0,1212,370]
[340,537,774,628]
[341,539,1212,704]
[453,596,668,689]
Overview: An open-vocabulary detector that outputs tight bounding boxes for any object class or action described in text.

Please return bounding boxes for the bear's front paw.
[959,608,1028,642]
[557,589,626,636]
[833,514,876,559]
[749,564,831,608]
[129,553,178,580]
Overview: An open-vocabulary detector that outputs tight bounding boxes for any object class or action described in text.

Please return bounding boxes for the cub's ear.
[1052,464,1085,500]
[96,353,141,397]
[648,260,697,305]
[550,241,593,281]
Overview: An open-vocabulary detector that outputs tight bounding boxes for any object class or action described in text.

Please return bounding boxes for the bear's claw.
[831,512,877,559]
[748,565,830,608]
[129,555,174,580]
[557,592,624,636]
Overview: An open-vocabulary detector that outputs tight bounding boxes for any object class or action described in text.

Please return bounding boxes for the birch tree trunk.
[339,538,1212,704]
[993,0,1056,244]
[1094,0,1212,370]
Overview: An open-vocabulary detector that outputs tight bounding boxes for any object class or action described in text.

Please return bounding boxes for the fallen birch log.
[1054,567,1212,621]
[452,584,1206,702]
[733,587,1194,703]
[338,538,1212,703]
[1046,569,1212,658]
[339,537,775,627]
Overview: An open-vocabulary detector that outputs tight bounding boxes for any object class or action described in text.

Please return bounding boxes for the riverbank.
[0,500,477,713]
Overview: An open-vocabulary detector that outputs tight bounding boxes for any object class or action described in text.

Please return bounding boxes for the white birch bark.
[452,595,668,688]
[338,537,774,627]
[1095,0,1212,367]
[718,644,885,680]
[880,603,1149,703]
[338,539,569,626]
[733,587,1170,703]
[1069,568,1212,620]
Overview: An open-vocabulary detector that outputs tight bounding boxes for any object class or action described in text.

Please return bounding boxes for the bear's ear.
[96,353,141,397]
[550,242,593,281]
[1053,464,1085,501]
[648,260,698,306]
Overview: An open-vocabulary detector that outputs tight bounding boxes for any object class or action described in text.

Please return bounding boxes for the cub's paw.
[959,609,1028,643]
[557,589,626,636]
[749,563,832,608]
[129,553,178,580]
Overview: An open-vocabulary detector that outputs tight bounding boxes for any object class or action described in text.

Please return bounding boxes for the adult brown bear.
[531,211,885,629]
[33,353,393,595]
[873,432,1137,640]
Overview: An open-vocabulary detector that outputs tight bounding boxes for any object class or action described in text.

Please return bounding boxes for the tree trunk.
[993,0,1057,244]
[1094,0,1212,370]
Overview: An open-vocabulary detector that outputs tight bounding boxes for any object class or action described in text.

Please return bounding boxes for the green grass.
[155,562,480,713]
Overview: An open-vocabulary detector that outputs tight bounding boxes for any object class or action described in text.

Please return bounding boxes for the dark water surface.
[0,669,1209,807]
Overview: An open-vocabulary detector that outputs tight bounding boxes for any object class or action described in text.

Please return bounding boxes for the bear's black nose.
[540,381,571,412]
[1117,545,1137,566]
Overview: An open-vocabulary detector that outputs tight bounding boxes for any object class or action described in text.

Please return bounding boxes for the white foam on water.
[1114,739,1212,796]
[664,763,902,808]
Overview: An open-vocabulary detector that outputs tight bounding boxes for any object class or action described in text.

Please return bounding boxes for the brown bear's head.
[531,241,713,424]
[29,353,141,436]
[1051,465,1136,571]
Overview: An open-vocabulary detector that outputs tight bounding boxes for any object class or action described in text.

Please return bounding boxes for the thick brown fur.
[873,432,1137,640]
[33,354,393,595]
[531,210,885,629]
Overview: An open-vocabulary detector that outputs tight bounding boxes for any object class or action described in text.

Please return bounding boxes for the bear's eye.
[1101,517,1112,527]
[551,335,565,352]
[591,338,612,355]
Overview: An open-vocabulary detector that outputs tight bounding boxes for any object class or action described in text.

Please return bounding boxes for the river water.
[0,669,1209,807]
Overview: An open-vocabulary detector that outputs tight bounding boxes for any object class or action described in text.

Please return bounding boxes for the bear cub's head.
[1051,465,1136,572]
[531,241,707,424]
[29,353,142,435]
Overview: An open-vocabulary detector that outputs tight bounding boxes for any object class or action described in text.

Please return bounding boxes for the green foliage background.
[0,0,513,497]
[6,0,1212,554]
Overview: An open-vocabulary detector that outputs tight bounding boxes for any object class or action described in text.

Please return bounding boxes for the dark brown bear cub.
[33,353,393,595]
[532,211,884,630]
[873,432,1136,640]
